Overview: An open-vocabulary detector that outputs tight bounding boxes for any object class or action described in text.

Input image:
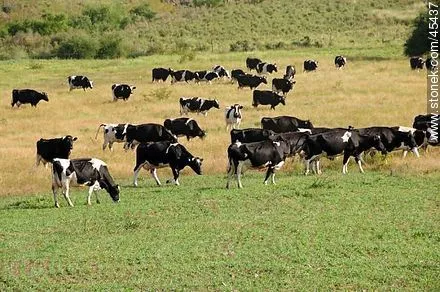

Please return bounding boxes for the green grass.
[1,171,439,290]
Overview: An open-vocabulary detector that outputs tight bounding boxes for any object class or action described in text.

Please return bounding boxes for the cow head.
[278,95,286,105]
[372,135,387,155]
[260,76,268,84]
[100,181,120,202]
[301,120,314,129]
[130,85,136,92]
[270,63,278,73]
[232,104,243,118]
[213,99,220,109]
[168,68,173,75]
[41,92,49,102]
[188,157,203,175]
[63,135,78,149]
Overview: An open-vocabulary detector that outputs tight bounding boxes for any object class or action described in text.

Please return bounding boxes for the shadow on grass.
[2,197,52,210]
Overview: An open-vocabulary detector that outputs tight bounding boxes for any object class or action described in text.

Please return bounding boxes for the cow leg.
[355,156,365,173]
[36,154,42,167]
[133,163,144,187]
[236,162,244,188]
[226,160,235,189]
[62,180,74,207]
[264,167,275,185]
[87,186,94,205]
[52,183,60,208]
[304,159,311,175]
[402,150,408,158]
[171,168,180,186]
[150,168,162,186]
[342,154,350,174]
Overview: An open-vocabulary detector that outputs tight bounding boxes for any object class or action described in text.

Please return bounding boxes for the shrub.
[404,11,429,56]
[193,0,223,7]
[96,36,124,59]
[55,34,98,59]
[130,3,156,21]
[229,40,256,52]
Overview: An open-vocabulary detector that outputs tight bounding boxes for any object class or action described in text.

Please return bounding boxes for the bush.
[130,3,156,21]
[404,11,429,56]
[193,0,223,7]
[229,40,256,52]
[96,36,124,59]
[6,13,68,36]
[55,34,98,59]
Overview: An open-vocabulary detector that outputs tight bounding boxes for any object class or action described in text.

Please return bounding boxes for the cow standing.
[213,65,230,78]
[36,135,77,167]
[112,84,136,101]
[303,60,318,72]
[410,57,424,70]
[252,90,285,110]
[171,70,197,83]
[95,123,130,151]
[67,76,93,91]
[124,123,177,150]
[236,74,267,90]
[164,117,206,140]
[231,69,246,83]
[152,68,173,82]
[272,78,295,96]
[256,62,278,74]
[284,65,296,81]
[225,104,243,130]
[194,71,219,83]
[230,128,274,143]
[179,97,220,116]
[261,116,314,133]
[335,56,347,69]
[11,89,48,108]
[246,57,262,71]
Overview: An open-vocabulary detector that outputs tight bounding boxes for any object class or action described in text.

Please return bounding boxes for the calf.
[252,90,285,110]
[124,123,177,150]
[225,104,243,130]
[272,78,295,96]
[246,57,262,71]
[230,128,274,143]
[179,97,220,116]
[284,65,296,81]
[303,60,318,72]
[236,74,267,90]
[95,123,130,151]
[261,116,314,133]
[171,70,197,83]
[410,57,424,70]
[11,89,48,108]
[152,67,173,82]
[67,75,93,91]
[133,141,203,187]
[36,135,77,167]
[164,117,206,140]
[256,62,278,74]
[334,55,347,69]
[112,84,136,101]
[226,140,289,188]
[51,158,119,208]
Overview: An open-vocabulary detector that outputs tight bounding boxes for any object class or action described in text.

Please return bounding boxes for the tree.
[404,11,429,56]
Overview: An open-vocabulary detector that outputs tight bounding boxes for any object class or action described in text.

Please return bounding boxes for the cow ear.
[239,105,243,109]
[73,137,78,141]
[199,158,204,162]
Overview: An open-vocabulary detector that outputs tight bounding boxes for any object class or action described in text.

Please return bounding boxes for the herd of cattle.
[13,55,438,208]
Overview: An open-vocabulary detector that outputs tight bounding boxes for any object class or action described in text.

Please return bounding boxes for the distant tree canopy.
[404,10,429,56]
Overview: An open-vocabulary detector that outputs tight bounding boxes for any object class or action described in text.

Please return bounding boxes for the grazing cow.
[95,123,130,151]
[51,158,120,208]
[246,57,262,71]
[164,117,206,140]
[133,141,203,187]
[410,57,424,70]
[67,75,93,91]
[261,116,314,133]
[36,135,78,167]
[112,84,136,101]
[335,55,347,69]
[284,65,296,80]
[213,65,230,78]
[11,89,48,108]
[230,128,275,143]
[124,123,177,150]
[303,60,318,72]
[194,71,219,83]
[226,140,290,188]
[231,69,246,83]
[256,62,278,74]
[170,70,197,83]
[152,67,173,82]
[236,74,267,89]
[225,104,243,130]
[252,90,285,110]
[426,57,436,70]
[179,97,220,116]
[272,78,295,96]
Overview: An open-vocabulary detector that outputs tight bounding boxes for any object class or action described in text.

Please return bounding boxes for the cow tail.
[95,124,105,139]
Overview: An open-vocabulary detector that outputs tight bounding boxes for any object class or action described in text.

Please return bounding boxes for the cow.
[124,123,178,150]
[226,140,290,188]
[256,62,278,74]
[194,71,219,83]
[272,78,295,96]
[95,123,130,151]
[426,57,436,71]
[36,135,77,167]
[335,55,347,69]
[213,65,230,78]
[413,114,439,131]
[410,57,424,70]
[231,69,246,83]
[236,74,267,90]
[112,84,136,101]
[170,70,197,83]
[261,116,314,133]
[225,104,243,130]
[164,117,206,140]
[252,90,285,110]
[284,65,296,81]
[152,67,173,82]
[269,131,310,157]
[230,128,275,143]
[133,141,203,187]
[303,60,318,72]
[67,75,93,91]
[246,57,262,71]
[11,89,48,108]
[392,126,431,157]
[51,158,120,208]
[179,97,220,116]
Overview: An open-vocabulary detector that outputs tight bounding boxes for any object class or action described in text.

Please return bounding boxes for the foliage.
[193,0,223,7]
[230,40,257,52]
[130,3,157,21]
[96,35,124,59]
[404,11,429,56]
[55,33,99,59]
[6,13,68,36]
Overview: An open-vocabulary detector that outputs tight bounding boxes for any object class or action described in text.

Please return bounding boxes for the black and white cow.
[225,104,243,130]
[152,67,173,82]
[230,128,274,143]
[261,116,314,133]
[179,97,220,116]
[410,57,424,70]
[213,65,230,78]
[335,55,347,69]
[283,65,296,81]
[272,78,295,96]
[252,90,285,110]
[303,60,318,72]
[133,141,203,187]
[426,57,436,71]
[51,158,120,208]
[194,71,219,83]
[67,75,93,91]
[246,57,262,71]
[95,123,130,151]
[226,140,290,188]
[231,69,246,83]
[164,117,206,140]
[124,123,178,150]
[269,131,310,157]
[256,62,278,74]
[112,84,136,101]
[236,74,267,90]
[36,135,78,167]
[11,89,48,108]
[392,126,432,157]
[170,70,197,83]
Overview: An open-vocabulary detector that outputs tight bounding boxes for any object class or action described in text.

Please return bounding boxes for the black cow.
[426,57,436,71]
[269,131,310,157]
[226,140,290,188]
[112,84,136,101]
[95,123,131,151]
[124,123,177,150]
[303,60,318,72]
[413,114,439,131]
[252,90,285,110]
[231,69,246,83]
[171,70,197,83]
[195,71,219,83]
[335,55,347,69]
[11,89,48,108]
[152,68,173,82]
[284,65,296,81]
[179,97,220,116]
[164,117,206,140]
[230,128,274,143]
[133,141,203,187]
[272,78,295,96]
[36,135,77,167]
[67,75,93,91]
[256,62,278,74]
[261,116,314,133]
[236,74,267,89]
[51,158,119,208]
[410,57,424,70]
[246,57,262,71]
[213,65,230,78]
